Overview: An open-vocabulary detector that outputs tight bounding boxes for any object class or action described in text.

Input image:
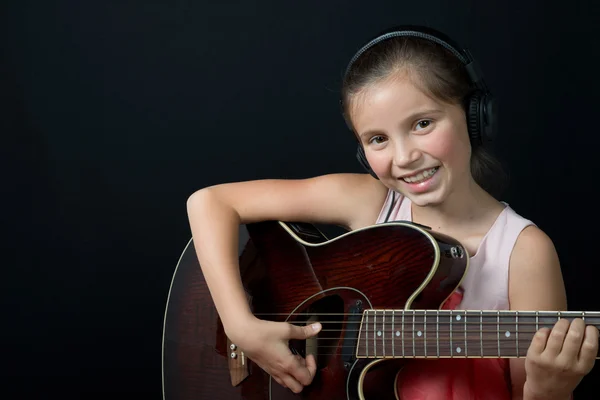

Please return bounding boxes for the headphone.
[342,25,497,179]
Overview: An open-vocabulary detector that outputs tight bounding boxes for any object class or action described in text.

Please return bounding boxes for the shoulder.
[508,224,567,310]
[299,173,392,229]
[331,173,390,229]
[511,225,557,272]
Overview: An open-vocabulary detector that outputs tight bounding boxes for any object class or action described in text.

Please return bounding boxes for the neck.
[411,176,497,230]
[356,309,600,359]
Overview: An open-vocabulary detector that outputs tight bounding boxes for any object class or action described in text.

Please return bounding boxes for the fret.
[498,311,517,358]
[539,311,560,329]
[427,310,434,357]
[497,311,500,357]
[516,311,519,357]
[411,310,416,357]
[411,310,427,357]
[464,311,468,357]
[515,312,539,357]
[450,310,453,357]
[365,311,369,357]
[392,310,395,358]
[373,309,376,357]
[449,310,466,357]
[376,310,385,358]
[401,310,405,358]
[480,310,483,357]
[436,311,440,358]
[424,310,427,358]
[477,312,500,357]
[382,310,386,357]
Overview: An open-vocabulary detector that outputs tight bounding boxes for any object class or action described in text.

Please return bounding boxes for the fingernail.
[311,323,321,331]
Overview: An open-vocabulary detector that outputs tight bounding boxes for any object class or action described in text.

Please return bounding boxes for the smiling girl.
[186,25,597,399]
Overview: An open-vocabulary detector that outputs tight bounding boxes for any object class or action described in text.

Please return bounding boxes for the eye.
[415,120,432,131]
[368,135,387,145]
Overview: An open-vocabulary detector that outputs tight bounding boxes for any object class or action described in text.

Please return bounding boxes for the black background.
[4,1,600,398]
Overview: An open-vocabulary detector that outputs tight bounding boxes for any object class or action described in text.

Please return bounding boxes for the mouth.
[400,167,439,184]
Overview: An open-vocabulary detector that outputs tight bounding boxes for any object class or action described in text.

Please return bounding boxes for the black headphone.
[342,25,497,179]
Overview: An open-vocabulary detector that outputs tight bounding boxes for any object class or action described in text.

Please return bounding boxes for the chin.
[408,194,445,208]
[403,186,449,208]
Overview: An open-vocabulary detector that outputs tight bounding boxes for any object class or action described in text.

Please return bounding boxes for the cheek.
[424,127,470,166]
[366,151,391,176]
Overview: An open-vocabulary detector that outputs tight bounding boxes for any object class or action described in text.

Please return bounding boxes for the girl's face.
[350,75,473,207]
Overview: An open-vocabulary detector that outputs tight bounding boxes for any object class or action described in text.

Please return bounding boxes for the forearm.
[186,189,254,332]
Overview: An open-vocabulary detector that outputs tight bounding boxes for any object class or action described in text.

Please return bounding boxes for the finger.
[306,353,318,380]
[287,322,322,340]
[544,319,571,356]
[281,373,304,394]
[528,327,551,356]
[288,356,314,386]
[295,354,306,366]
[577,326,599,371]
[560,318,586,359]
[273,375,286,388]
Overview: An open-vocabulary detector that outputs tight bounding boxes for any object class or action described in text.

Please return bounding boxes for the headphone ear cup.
[481,94,497,142]
[467,91,497,145]
[467,93,482,146]
[356,145,379,179]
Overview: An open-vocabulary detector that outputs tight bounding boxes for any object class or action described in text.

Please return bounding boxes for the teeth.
[402,167,438,183]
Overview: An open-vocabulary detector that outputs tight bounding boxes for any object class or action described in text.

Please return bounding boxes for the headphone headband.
[344,27,488,96]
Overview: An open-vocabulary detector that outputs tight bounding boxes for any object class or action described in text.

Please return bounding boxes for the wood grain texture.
[162,221,468,400]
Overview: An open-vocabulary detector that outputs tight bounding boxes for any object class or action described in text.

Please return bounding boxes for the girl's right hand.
[227,317,322,394]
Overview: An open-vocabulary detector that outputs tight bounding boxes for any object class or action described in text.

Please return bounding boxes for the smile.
[401,167,439,184]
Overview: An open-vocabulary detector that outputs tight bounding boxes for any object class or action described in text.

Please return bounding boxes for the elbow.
[186,187,215,215]
[187,187,210,206]
[186,186,241,223]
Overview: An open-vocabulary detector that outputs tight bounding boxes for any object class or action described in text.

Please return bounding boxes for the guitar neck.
[356,309,600,359]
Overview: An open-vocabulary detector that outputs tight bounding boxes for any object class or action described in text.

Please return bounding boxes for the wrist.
[524,382,572,400]
[524,394,571,400]
[222,311,257,340]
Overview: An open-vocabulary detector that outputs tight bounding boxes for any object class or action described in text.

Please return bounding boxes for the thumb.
[288,322,322,339]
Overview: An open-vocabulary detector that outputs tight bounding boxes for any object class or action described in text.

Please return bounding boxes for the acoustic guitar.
[161,220,599,400]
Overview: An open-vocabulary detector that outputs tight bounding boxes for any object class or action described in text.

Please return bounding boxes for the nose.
[392,137,421,168]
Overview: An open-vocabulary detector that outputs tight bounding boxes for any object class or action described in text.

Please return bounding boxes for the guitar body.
[162,220,469,400]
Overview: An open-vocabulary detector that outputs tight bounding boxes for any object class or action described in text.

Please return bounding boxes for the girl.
[186,26,597,399]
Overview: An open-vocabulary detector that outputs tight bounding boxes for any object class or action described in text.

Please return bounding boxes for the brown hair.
[341,35,508,199]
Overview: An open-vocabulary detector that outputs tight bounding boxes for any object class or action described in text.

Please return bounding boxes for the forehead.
[350,76,445,132]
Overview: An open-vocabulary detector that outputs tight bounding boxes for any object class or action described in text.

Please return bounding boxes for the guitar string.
[254,319,595,326]
[251,312,595,316]
[288,325,595,333]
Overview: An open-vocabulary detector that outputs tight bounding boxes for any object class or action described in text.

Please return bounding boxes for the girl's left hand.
[524,318,598,400]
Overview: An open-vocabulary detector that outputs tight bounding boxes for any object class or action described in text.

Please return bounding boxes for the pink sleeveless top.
[375,190,535,400]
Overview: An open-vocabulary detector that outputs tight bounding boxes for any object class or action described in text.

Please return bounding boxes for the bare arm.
[507,226,597,400]
[186,173,386,332]
[185,173,387,393]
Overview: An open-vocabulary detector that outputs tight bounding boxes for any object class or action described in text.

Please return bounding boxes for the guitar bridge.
[227,338,250,386]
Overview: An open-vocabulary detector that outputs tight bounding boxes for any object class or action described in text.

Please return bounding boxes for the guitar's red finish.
[162,221,468,400]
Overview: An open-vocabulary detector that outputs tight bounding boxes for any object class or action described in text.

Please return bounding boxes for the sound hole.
[289,294,345,370]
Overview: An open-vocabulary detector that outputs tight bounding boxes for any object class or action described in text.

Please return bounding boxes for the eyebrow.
[358,108,445,139]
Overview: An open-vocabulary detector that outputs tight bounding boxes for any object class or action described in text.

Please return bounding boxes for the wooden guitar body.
[161,220,468,400]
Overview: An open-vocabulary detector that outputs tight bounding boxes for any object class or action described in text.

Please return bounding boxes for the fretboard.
[356,309,600,359]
